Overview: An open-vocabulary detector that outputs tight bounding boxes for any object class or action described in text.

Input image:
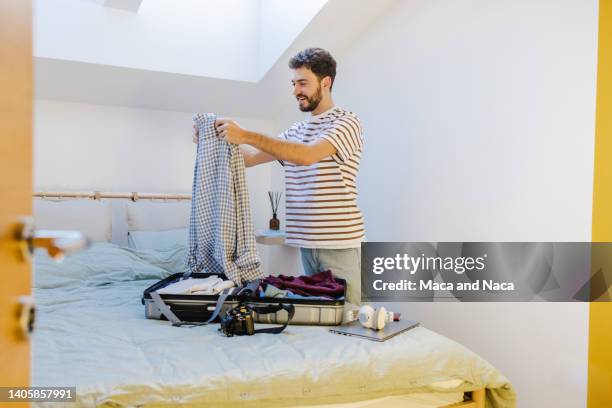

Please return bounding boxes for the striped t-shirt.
[278,106,365,249]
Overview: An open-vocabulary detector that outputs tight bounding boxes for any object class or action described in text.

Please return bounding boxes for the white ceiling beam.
[103,0,143,13]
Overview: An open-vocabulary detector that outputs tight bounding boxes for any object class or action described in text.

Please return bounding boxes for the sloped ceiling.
[35,0,397,119]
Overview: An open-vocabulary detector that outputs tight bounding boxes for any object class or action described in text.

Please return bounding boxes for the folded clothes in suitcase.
[142,273,346,326]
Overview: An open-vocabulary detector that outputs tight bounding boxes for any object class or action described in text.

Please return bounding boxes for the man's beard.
[297,84,323,112]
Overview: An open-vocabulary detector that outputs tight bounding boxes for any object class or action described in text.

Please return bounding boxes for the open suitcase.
[142,272,346,326]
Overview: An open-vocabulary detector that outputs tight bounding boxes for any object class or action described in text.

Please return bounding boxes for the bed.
[30,194,516,408]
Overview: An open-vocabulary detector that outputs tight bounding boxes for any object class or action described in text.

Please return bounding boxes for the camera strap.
[249,303,295,334]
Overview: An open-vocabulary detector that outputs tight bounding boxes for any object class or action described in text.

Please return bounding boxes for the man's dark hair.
[289,48,337,90]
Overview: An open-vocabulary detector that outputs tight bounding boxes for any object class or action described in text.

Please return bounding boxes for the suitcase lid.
[141,272,240,305]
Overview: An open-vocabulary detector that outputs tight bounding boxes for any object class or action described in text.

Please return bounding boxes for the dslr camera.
[219,303,255,337]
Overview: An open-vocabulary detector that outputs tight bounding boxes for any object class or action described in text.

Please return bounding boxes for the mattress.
[31,243,516,408]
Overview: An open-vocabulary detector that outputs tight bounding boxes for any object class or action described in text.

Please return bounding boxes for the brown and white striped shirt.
[279,106,365,249]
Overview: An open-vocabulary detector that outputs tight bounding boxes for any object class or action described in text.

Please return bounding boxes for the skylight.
[34,0,327,82]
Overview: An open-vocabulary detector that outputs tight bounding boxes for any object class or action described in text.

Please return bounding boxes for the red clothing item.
[263,270,345,299]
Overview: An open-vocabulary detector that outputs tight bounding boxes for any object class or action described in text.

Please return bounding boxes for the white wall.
[33,99,280,274]
[274,0,599,406]
[338,0,597,244]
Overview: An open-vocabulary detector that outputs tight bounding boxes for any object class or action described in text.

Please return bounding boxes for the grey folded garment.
[264,284,289,298]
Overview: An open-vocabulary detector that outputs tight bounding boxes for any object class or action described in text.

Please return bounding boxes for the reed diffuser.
[268,191,282,230]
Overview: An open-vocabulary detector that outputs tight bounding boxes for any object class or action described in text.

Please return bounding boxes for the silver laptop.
[329,319,420,342]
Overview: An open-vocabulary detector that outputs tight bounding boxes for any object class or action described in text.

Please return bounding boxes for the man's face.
[291,67,323,112]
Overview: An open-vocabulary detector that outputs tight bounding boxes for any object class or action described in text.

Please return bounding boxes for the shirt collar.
[308,105,338,122]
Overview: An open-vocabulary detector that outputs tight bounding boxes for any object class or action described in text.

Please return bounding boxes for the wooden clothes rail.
[33,191,191,201]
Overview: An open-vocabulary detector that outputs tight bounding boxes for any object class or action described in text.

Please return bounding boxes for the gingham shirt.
[185,113,263,284]
[279,106,366,249]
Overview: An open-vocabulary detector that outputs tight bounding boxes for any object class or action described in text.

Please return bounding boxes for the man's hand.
[192,123,199,144]
[216,118,247,145]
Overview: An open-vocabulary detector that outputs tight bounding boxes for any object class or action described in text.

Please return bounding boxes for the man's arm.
[241,130,335,166]
[239,145,277,168]
[193,123,277,167]
[215,119,336,166]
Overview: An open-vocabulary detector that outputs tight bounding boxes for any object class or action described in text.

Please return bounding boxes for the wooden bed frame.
[444,389,485,408]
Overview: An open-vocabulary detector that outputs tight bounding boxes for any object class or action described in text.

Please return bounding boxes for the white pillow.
[33,199,112,242]
[126,201,191,231]
[127,228,188,251]
[34,242,172,288]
